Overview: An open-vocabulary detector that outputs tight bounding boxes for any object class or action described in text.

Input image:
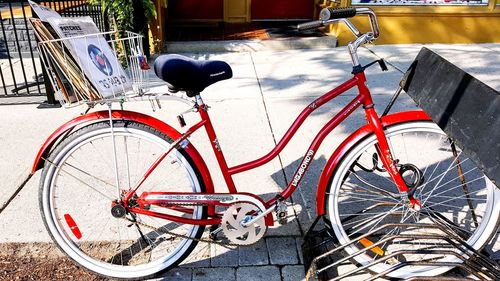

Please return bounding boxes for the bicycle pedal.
[209,225,222,241]
[278,217,287,225]
[275,200,288,225]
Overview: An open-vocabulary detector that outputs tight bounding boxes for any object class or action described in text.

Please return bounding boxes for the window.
[351,0,489,6]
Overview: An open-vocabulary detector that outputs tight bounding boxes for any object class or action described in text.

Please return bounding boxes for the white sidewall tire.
[326,121,500,279]
[40,122,206,279]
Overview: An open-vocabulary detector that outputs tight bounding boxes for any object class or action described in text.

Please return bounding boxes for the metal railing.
[302,220,500,281]
[0,0,107,102]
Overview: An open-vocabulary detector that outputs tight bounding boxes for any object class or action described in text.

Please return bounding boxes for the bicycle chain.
[124,209,260,248]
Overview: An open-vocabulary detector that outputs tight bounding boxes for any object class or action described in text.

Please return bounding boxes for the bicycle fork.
[356,74,420,208]
[364,106,421,208]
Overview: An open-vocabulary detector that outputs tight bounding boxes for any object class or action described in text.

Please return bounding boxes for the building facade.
[150,0,500,46]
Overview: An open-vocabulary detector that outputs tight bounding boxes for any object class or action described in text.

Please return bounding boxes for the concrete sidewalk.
[0,43,499,280]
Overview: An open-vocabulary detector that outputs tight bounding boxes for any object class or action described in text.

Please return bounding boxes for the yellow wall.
[154,0,500,49]
[224,0,250,22]
[332,4,500,45]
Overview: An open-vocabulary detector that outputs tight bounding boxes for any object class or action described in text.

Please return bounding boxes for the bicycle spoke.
[420,165,479,198]
[420,153,465,207]
[89,140,117,177]
[346,204,403,237]
[429,194,487,201]
[422,207,472,239]
[65,159,116,189]
[424,189,485,210]
[418,146,460,196]
[42,122,207,278]
[52,162,115,201]
[418,153,468,197]
[338,196,395,204]
[326,122,498,278]
[421,174,484,200]
[349,173,399,199]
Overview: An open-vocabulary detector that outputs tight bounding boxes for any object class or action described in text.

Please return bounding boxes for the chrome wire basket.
[37,30,150,107]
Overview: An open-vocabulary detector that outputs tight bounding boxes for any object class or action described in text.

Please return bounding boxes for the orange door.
[168,0,223,21]
[251,0,314,20]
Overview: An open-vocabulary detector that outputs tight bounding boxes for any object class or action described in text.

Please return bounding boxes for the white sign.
[48,17,132,98]
[29,1,61,22]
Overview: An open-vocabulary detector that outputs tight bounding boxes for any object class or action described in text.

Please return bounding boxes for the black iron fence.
[0,0,107,101]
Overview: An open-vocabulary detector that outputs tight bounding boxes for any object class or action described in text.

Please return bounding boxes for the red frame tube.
[93,71,412,226]
[129,207,220,225]
[228,72,407,204]
[198,105,238,193]
[272,94,364,205]
[184,71,411,211]
[315,110,432,215]
[125,119,207,202]
[228,77,359,175]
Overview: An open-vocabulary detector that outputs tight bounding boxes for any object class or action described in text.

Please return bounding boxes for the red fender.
[316,110,432,215]
[31,110,215,196]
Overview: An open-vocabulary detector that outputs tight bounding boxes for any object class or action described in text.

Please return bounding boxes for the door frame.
[224,0,251,22]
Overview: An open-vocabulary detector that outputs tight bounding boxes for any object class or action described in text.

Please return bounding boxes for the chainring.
[221,203,267,246]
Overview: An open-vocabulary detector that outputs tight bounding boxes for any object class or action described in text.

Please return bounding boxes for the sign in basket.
[47,17,132,98]
[29,1,147,106]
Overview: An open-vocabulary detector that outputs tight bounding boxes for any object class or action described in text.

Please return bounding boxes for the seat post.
[195,94,204,106]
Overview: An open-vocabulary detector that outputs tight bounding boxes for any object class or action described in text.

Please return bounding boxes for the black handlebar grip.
[297,20,324,31]
[320,7,357,21]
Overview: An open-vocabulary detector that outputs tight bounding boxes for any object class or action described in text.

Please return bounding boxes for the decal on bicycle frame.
[292,149,315,187]
[145,194,235,203]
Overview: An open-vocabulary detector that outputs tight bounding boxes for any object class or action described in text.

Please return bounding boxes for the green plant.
[90,0,156,32]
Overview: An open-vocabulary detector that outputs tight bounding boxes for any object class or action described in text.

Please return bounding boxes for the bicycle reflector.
[359,237,384,256]
[64,214,82,240]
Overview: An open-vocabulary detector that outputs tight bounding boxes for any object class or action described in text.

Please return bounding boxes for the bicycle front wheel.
[39,121,207,279]
[325,120,499,279]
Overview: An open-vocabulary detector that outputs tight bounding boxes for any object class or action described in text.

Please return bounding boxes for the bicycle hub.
[111,204,127,218]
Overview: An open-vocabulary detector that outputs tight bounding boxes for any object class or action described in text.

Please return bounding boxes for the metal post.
[8,0,31,95]
[42,63,57,104]
[34,1,57,104]
[20,0,42,94]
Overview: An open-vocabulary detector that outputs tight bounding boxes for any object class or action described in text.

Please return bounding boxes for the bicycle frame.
[125,70,413,226]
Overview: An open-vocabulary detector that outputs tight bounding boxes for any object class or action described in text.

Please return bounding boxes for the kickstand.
[129,213,151,247]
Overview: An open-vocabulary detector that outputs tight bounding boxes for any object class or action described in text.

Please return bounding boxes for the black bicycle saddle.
[154,54,233,96]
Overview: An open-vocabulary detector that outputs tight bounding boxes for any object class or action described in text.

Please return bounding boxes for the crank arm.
[240,205,275,227]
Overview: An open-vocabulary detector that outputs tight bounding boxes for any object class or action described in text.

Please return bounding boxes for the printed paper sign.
[48,17,132,98]
[29,1,61,22]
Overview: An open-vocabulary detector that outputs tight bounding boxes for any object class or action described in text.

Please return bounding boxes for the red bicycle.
[33,7,499,280]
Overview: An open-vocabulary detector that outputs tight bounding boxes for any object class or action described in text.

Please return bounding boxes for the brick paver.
[266,237,300,265]
[236,266,281,281]
[192,267,236,281]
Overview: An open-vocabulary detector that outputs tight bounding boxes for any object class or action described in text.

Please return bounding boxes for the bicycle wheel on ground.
[39,121,207,280]
[325,120,499,279]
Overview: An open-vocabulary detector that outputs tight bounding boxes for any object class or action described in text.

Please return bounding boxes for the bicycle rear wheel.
[39,121,207,279]
[325,120,499,279]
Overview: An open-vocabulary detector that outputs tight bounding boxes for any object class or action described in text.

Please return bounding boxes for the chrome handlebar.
[299,7,380,40]
[354,8,380,39]
[297,7,381,66]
